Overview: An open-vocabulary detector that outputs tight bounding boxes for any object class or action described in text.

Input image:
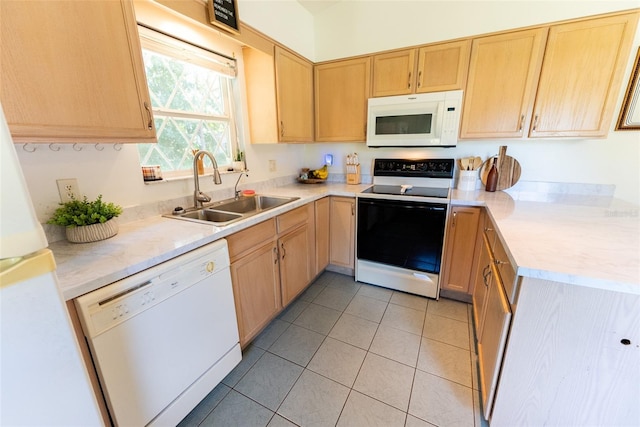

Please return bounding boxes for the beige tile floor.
[178,271,488,427]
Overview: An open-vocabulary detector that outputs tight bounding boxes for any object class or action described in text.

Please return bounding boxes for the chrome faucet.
[193,150,222,208]
[234,171,248,199]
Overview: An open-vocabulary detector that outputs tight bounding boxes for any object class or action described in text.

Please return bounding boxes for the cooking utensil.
[473,156,482,170]
[460,157,469,170]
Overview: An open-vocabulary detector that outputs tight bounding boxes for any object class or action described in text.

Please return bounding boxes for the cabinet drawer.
[482,212,497,249]
[277,205,309,234]
[227,219,277,261]
[492,236,517,303]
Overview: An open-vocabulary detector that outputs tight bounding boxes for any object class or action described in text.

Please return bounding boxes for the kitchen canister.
[458,169,478,191]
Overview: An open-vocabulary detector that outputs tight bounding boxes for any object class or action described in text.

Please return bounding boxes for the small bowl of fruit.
[297,165,328,183]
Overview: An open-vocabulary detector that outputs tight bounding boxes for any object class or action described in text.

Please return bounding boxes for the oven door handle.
[358,199,448,212]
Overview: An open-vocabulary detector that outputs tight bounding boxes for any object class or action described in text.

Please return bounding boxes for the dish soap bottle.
[485,158,498,192]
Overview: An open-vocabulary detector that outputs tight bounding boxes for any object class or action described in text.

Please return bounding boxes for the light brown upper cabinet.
[417,40,471,93]
[244,46,314,143]
[1,0,155,143]
[274,47,314,142]
[315,57,371,142]
[461,11,639,140]
[371,49,417,97]
[460,28,548,139]
[530,12,639,138]
[372,40,471,97]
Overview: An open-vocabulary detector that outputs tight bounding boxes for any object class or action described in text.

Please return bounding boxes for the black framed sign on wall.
[208,0,240,34]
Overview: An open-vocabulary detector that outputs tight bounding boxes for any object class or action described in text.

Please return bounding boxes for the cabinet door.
[472,234,492,339]
[477,264,512,420]
[530,13,639,138]
[1,0,155,143]
[329,197,355,269]
[315,197,330,275]
[460,28,547,139]
[416,40,471,93]
[243,46,279,143]
[314,57,371,142]
[275,46,314,142]
[279,225,312,306]
[371,49,416,97]
[230,241,281,347]
[441,206,481,293]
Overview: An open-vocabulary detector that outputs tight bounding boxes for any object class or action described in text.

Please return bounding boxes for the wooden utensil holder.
[346,164,361,184]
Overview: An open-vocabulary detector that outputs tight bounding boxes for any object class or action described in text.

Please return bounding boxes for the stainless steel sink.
[211,195,298,214]
[165,195,299,226]
[179,209,243,224]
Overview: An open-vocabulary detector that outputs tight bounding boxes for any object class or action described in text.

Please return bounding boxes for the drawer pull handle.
[281,242,286,260]
[273,247,278,264]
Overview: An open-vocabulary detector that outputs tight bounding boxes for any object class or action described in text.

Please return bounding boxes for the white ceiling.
[297,0,342,15]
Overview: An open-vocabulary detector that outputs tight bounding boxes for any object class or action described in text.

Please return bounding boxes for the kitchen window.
[136,26,240,178]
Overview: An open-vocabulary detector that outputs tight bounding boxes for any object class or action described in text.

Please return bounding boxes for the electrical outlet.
[56,178,80,203]
[269,160,277,172]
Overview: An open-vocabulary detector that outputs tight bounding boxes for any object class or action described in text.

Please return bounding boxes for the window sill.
[143,168,245,185]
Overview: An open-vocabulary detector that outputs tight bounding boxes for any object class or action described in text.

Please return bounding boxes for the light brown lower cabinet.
[471,233,492,338]
[477,260,512,419]
[229,239,281,347]
[279,224,312,306]
[441,206,481,297]
[227,204,315,347]
[315,197,330,274]
[471,212,514,420]
[227,219,281,347]
[329,196,355,272]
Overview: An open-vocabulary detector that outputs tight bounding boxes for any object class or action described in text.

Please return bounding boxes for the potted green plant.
[232,150,244,171]
[47,195,123,243]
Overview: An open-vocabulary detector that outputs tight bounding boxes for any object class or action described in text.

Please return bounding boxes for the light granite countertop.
[51,182,639,301]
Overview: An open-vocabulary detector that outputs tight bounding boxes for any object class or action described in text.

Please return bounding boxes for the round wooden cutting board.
[480,147,522,191]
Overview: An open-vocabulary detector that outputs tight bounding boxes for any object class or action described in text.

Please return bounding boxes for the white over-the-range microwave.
[366,90,463,148]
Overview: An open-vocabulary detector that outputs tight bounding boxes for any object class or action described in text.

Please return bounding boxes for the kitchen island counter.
[452,188,639,295]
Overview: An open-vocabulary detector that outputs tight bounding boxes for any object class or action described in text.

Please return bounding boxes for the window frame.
[137,25,242,179]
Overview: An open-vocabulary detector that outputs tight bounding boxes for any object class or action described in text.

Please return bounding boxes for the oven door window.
[357,198,447,274]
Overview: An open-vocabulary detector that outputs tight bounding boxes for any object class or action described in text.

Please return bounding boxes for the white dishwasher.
[75,239,241,427]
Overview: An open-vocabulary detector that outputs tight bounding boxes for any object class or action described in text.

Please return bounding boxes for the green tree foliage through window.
[137,46,236,174]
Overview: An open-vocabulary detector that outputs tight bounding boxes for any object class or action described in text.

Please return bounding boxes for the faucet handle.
[196,191,211,203]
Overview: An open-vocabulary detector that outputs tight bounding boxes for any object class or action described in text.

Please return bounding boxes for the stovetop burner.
[362,185,450,198]
[360,158,454,201]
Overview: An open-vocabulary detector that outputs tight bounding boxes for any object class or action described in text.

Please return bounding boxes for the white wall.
[311,1,640,61]
[238,0,315,59]
[244,0,640,204]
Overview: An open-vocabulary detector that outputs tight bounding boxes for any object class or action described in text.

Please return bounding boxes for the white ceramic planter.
[66,218,118,243]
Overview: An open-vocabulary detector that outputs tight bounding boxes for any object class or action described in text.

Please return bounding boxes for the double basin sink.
[167,195,300,226]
